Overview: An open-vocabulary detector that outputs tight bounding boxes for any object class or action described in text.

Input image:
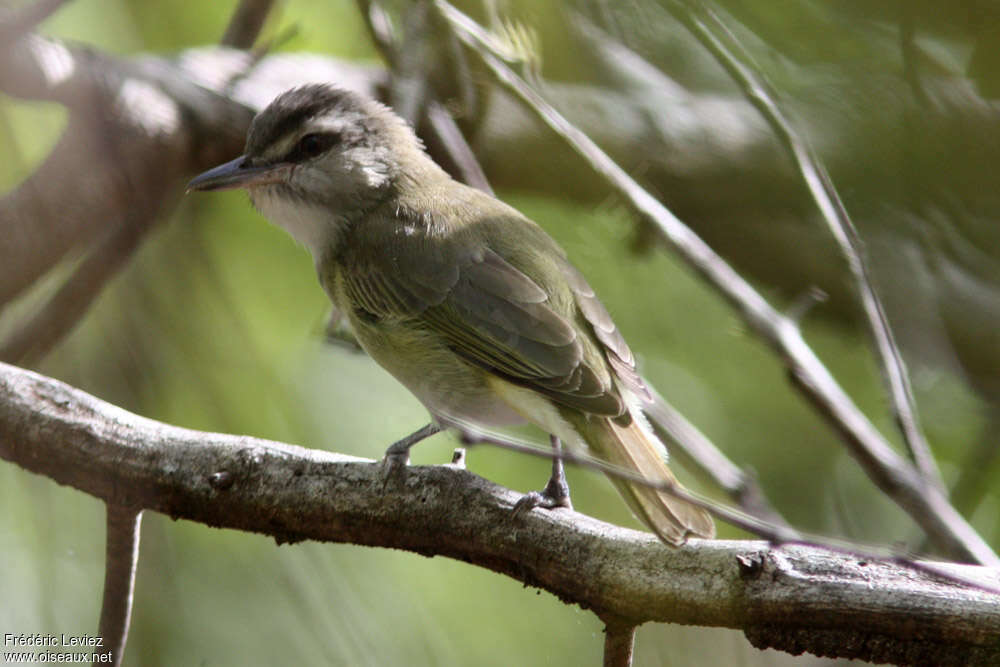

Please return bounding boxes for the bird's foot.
[513,437,573,518]
[512,481,573,518]
[380,422,442,478]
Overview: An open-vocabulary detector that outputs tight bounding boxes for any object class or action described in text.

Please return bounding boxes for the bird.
[187,83,714,545]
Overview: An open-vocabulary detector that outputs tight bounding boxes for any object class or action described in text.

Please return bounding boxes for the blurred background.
[2,0,999,664]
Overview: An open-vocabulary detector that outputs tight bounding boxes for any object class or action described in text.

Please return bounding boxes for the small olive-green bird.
[188,84,713,545]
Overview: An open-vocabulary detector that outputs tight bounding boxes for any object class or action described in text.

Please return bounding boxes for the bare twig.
[446,419,800,542]
[432,0,998,566]
[2,361,999,664]
[221,0,276,49]
[0,34,252,307]
[355,0,398,66]
[666,0,941,491]
[602,622,636,667]
[426,100,494,194]
[357,1,491,192]
[97,505,142,667]
[0,211,160,365]
[385,0,433,126]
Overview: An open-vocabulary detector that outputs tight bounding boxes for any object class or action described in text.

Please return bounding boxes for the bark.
[1,361,998,665]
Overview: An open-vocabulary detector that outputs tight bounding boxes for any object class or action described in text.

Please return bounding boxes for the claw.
[512,435,573,518]
[379,422,442,489]
[381,422,441,465]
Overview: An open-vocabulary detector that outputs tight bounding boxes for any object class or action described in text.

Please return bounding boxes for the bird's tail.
[578,413,715,545]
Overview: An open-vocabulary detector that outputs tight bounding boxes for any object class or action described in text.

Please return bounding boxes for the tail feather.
[588,415,715,545]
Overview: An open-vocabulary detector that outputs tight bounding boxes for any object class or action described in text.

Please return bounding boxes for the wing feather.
[340,207,648,416]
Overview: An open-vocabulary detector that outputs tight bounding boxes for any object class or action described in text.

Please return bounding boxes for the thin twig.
[0,214,157,365]
[97,505,142,667]
[386,1,434,125]
[426,100,494,194]
[220,0,276,49]
[460,430,794,543]
[356,4,494,192]
[355,0,398,67]
[432,0,998,566]
[666,0,942,491]
[602,622,636,667]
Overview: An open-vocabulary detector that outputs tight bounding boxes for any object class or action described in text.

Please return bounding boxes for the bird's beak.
[186,155,288,192]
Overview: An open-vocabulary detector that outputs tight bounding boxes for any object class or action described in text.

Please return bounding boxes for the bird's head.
[188,84,428,254]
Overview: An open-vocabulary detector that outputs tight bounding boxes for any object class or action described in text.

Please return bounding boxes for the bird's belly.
[353,320,526,428]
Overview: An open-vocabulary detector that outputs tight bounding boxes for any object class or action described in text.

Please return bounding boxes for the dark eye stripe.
[285,132,340,162]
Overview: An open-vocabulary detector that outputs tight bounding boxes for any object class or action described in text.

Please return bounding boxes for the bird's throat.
[250,187,351,260]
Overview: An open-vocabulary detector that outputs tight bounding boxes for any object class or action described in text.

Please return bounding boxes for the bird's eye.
[299,133,325,157]
[289,132,338,162]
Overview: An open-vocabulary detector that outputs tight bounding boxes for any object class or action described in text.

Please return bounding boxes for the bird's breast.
[343,308,526,428]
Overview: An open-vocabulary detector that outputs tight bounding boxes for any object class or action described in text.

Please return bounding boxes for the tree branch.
[1,361,999,664]
[97,505,141,667]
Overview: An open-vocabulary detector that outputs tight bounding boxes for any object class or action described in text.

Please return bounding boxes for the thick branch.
[1,361,998,664]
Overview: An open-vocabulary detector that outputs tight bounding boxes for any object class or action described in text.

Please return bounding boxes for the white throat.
[250,188,348,260]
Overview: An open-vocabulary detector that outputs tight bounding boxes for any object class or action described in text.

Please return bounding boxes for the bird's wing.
[341,209,649,417]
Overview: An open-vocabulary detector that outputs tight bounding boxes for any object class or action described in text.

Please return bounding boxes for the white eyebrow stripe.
[258,114,351,161]
[260,133,303,161]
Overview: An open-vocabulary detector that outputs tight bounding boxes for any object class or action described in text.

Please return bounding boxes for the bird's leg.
[382,422,442,469]
[513,435,573,517]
